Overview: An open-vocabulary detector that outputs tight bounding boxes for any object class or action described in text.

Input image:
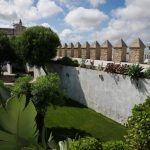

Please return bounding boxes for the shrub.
[56,57,79,67]
[103,141,130,150]
[104,63,129,74]
[70,136,102,150]
[127,64,144,80]
[31,73,64,115]
[11,75,32,100]
[144,67,150,79]
[125,97,150,150]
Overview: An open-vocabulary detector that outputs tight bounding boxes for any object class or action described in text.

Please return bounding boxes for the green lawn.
[44,100,126,142]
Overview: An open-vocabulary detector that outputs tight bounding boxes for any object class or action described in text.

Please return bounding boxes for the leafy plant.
[11,75,33,101]
[127,64,144,80]
[125,96,150,150]
[47,134,72,150]
[31,73,64,115]
[104,63,129,75]
[70,136,102,150]
[58,138,72,150]
[0,96,39,150]
[103,141,130,150]
[56,57,79,67]
[144,67,150,79]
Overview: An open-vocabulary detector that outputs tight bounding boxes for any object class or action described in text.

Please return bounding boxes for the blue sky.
[0,0,149,45]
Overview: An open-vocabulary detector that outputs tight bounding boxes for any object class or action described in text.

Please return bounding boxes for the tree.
[0,32,16,75]
[18,26,60,74]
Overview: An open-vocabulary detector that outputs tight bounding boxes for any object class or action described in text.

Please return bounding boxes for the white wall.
[34,64,150,124]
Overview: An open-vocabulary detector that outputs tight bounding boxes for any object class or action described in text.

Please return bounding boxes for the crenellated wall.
[57,38,150,64]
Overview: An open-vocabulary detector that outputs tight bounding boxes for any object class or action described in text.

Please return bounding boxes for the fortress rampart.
[57,38,150,65]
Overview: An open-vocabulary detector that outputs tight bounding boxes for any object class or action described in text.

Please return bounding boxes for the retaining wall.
[34,64,150,124]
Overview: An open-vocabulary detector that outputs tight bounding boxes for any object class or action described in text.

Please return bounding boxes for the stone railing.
[57,38,150,64]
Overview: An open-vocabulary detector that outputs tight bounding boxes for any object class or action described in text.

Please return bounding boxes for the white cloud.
[41,23,58,33]
[37,0,62,18]
[60,29,73,38]
[0,0,62,24]
[65,7,108,31]
[94,0,150,43]
[59,28,83,43]
[89,0,106,7]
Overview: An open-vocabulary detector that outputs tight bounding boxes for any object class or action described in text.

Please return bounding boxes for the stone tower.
[90,41,100,60]
[67,42,74,57]
[113,39,127,62]
[13,19,26,35]
[81,42,90,59]
[129,38,145,64]
[61,43,68,57]
[100,40,112,61]
[74,42,81,58]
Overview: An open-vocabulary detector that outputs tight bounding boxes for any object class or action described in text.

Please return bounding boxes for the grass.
[44,99,126,142]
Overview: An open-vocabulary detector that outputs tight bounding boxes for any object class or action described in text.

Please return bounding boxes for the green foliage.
[12,75,33,100]
[144,67,150,79]
[70,136,102,150]
[17,26,60,68]
[11,35,24,60]
[127,64,144,80]
[126,97,150,150]
[104,63,129,75]
[103,141,130,150]
[0,32,16,75]
[0,96,38,150]
[0,80,10,106]
[56,57,79,67]
[31,73,64,115]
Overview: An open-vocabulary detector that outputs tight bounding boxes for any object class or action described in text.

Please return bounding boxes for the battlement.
[57,39,150,64]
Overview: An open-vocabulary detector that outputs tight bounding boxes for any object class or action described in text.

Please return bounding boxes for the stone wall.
[57,38,149,64]
[42,64,150,124]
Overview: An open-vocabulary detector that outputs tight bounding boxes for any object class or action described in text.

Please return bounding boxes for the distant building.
[0,19,26,37]
[0,20,26,75]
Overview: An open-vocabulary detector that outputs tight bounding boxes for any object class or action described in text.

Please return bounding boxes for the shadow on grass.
[64,97,86,108]
[47,127,91,142]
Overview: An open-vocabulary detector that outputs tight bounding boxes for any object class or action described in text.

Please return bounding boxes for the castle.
[0,19,26,37]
